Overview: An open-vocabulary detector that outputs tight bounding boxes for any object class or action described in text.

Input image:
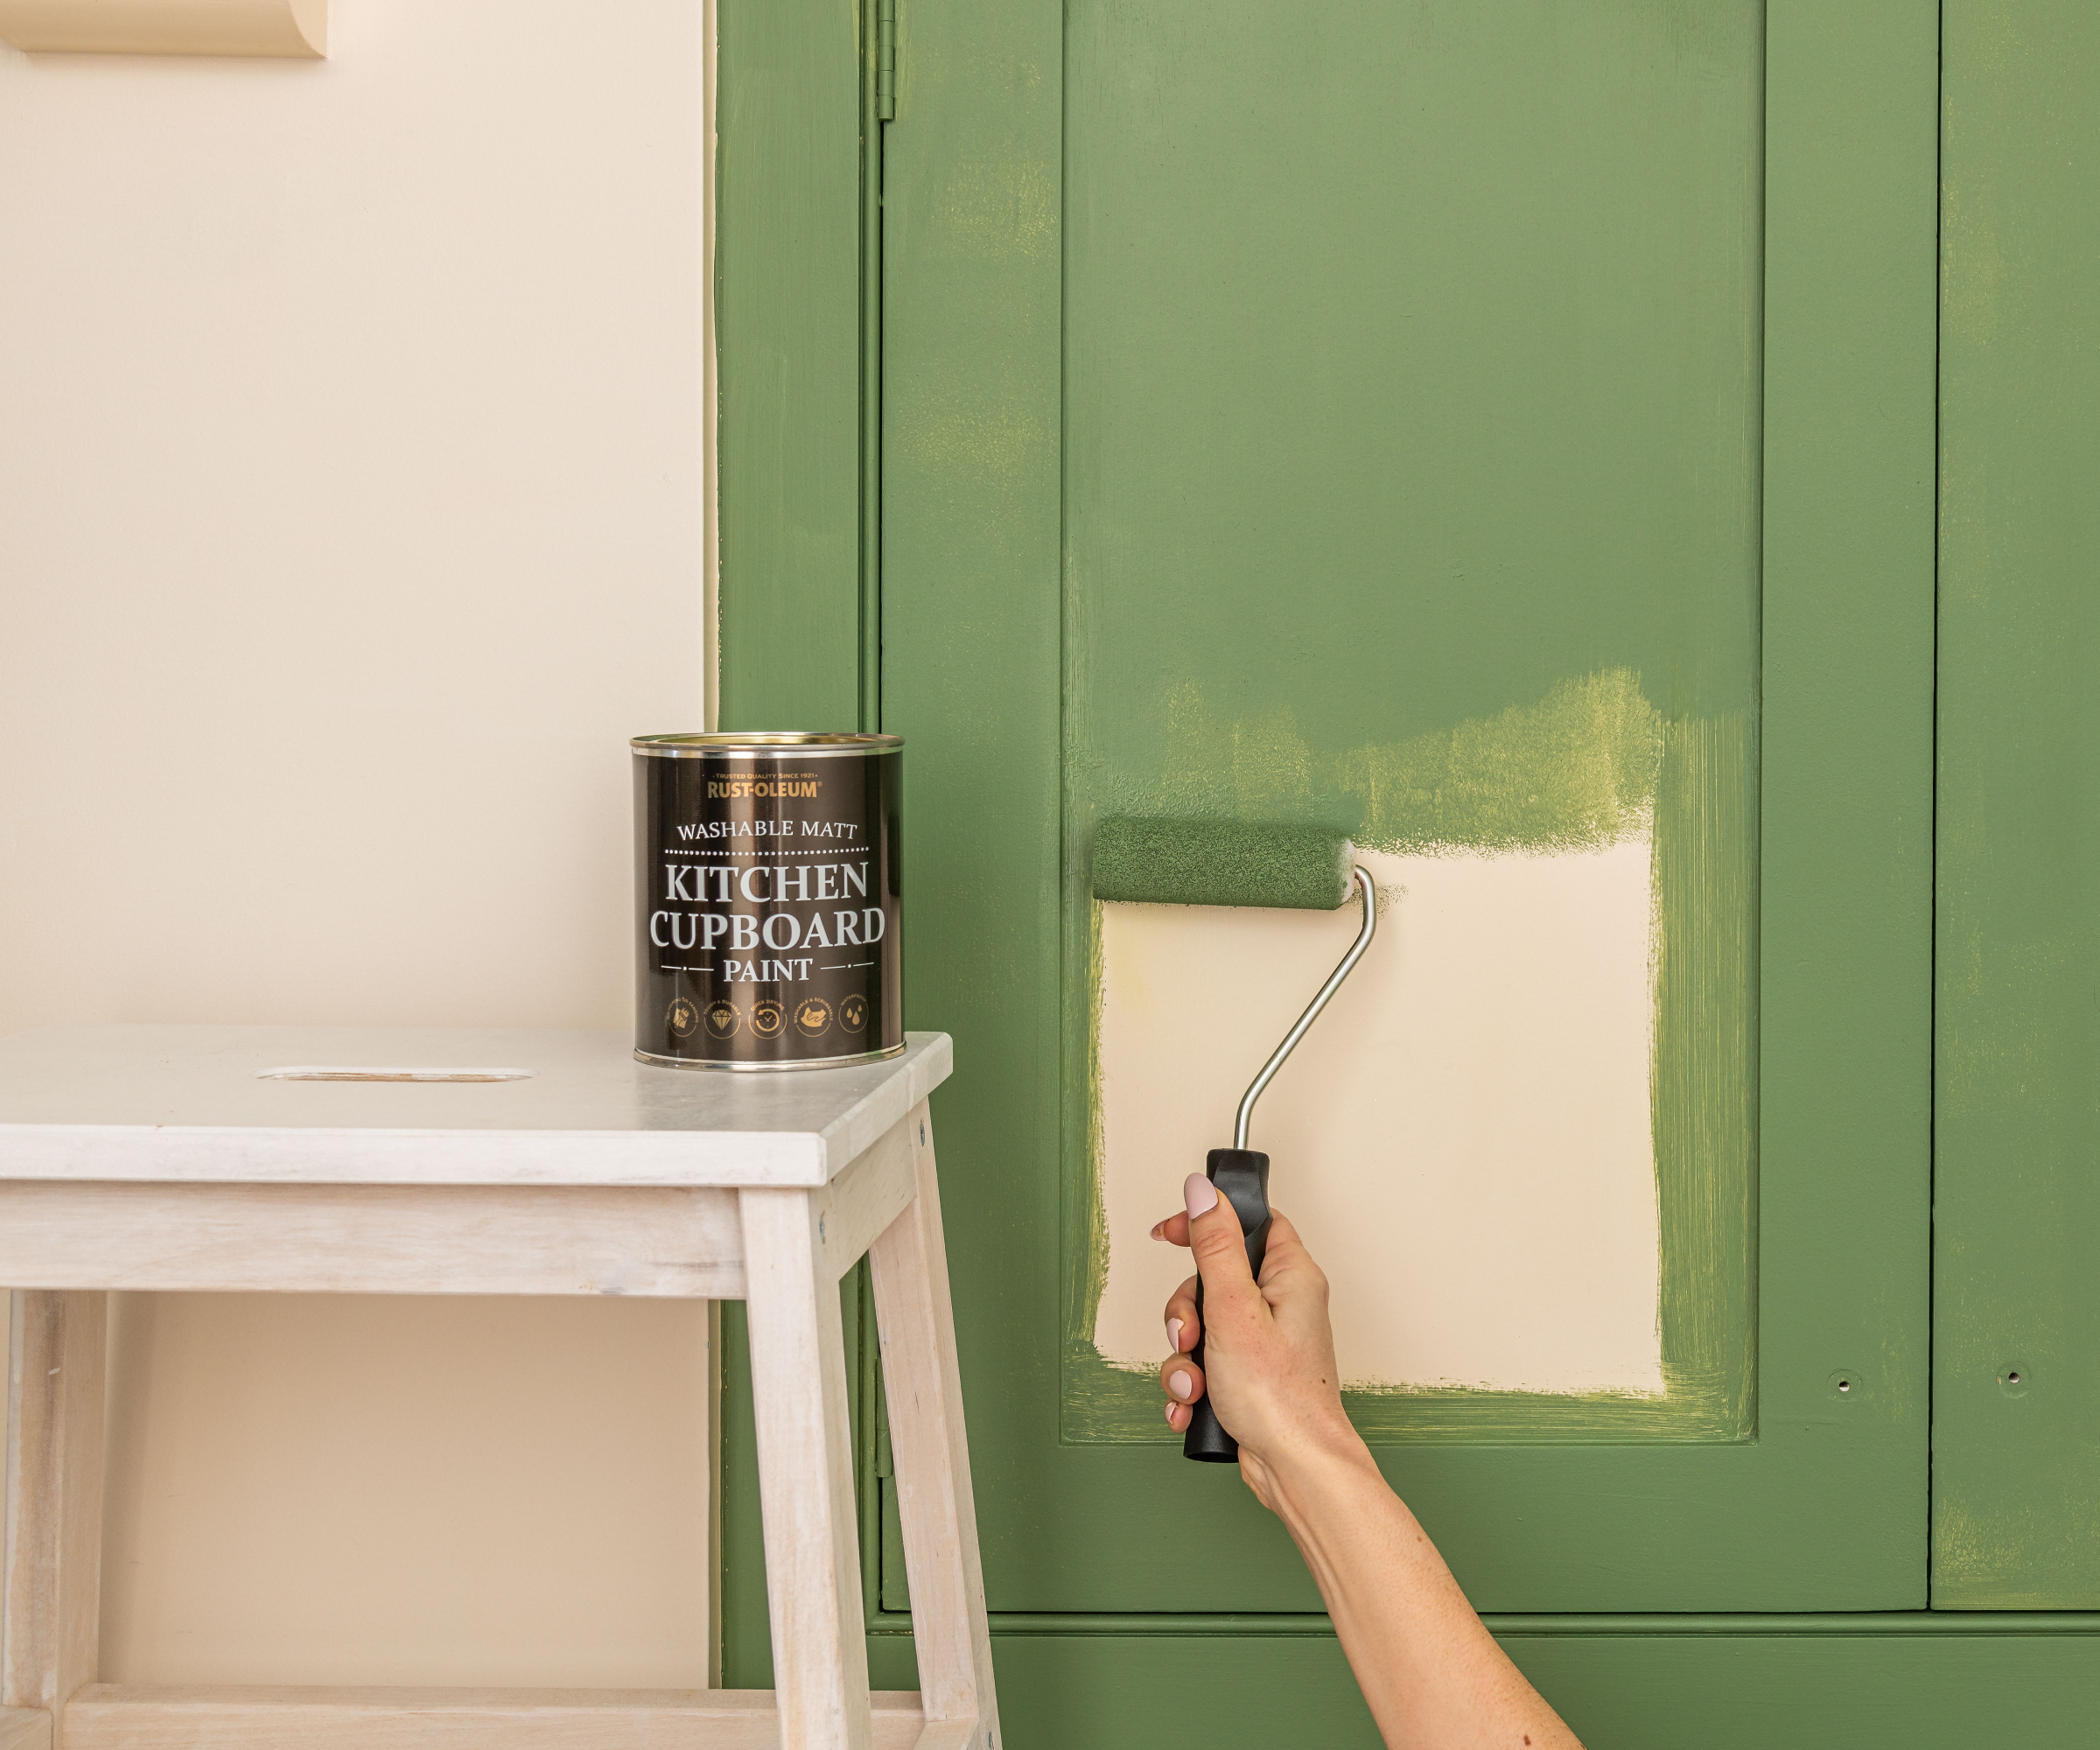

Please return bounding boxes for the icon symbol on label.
[838,993,869,1033]
[704,1002,739,1040]
[794,997,833,1038]
[751,1000,785,1039]
[666,998,700,1039]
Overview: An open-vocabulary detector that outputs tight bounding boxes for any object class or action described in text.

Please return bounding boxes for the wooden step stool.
[0,1026,997,1750]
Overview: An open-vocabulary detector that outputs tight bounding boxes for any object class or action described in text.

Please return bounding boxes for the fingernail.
[1184,1173,1218,1217]
[1167,1317,1183,1353]
[1165,1404,1178,1425]
[1169,1370,1194,1401]
[1150,1221,1166,1242]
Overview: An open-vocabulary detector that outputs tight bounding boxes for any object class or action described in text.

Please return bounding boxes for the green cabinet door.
[873,0,1936,1618]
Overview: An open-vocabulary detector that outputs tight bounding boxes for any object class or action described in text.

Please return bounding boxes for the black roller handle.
[1183,1146,1273,1463]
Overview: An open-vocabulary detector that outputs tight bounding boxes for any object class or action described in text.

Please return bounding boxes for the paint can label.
[631,734,903,1069]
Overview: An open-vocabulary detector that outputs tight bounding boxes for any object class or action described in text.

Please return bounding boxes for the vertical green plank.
[877,0,1063,1617]
[716,0,864,733]
[712,0,872,1685]
[1936,0,2100,1609]
[1753,0,1937,1600]
[717,1301,770,1686]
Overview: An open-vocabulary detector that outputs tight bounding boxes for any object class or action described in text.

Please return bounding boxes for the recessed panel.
[1063,0,1761,1441]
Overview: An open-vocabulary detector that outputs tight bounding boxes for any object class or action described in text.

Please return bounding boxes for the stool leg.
[3,1291,106,1749]
[869,1103,1000,1750]
[738,1190,873,1750]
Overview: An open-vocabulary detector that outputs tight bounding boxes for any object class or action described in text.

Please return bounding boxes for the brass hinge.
[876,0,896,120]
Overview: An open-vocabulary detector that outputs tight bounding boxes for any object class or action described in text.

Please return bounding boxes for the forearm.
[1267,1434,1579,1750]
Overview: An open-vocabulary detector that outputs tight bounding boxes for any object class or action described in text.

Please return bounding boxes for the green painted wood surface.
[712,0,880,1687]
[704,0,2100,1715]
[970,1630,2100,1750]
[1936,0,2100,1610]
[874,0,1066,1628]
[1059,0,1761,1443]
[858,1622,2100,1749]
[875,0,1936,1615]
[709,0,1977,1715]
[715,0,865,733]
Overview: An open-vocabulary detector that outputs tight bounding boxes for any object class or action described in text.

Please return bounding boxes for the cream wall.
[0,0,719,1684]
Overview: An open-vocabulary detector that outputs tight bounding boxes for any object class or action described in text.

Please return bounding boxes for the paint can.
[631,732,904,1070]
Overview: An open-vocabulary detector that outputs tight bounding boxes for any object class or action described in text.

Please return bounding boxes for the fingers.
[1158,1195,1305,1268]
[1163,1275,1200,1348]
[1258,1207,1304,1260]
[1184,1172,1260,1313]
[1160,1205,1321,1316]
[1153,1196,1325,1448]
[1159,1272,1202,1432]
[1253,1208,1328,1296]
[1159,1348,1206,1432]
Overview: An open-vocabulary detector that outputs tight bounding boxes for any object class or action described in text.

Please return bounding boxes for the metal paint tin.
[631,732,903,1070]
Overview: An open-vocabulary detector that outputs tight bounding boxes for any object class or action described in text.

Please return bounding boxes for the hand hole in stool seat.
[256,1066,535,1082]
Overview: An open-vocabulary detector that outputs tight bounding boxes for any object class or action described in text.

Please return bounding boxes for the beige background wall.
[0,0,719,1684]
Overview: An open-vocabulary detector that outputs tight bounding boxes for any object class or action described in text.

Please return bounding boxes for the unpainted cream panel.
[1092,841,1663,1396]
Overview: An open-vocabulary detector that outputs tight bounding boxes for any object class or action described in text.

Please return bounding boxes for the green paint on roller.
[1091,817,1353,910]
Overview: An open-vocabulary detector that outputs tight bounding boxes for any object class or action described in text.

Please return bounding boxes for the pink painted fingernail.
[1184,1173,1218,1218]
[1150,1221,1166,1242]
[1165,1404,1178,1425]
[1169,1370,1194,1401]
[1167,1317,1183,1352]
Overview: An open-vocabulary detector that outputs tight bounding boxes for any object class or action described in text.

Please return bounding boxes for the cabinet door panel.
[873,0,1935,1614]
[1063,0,1757,1449]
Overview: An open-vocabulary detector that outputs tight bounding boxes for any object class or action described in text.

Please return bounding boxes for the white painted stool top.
[0,1026,952,1189]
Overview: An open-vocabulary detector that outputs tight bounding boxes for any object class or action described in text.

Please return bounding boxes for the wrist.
[1262,1413,1379,1535]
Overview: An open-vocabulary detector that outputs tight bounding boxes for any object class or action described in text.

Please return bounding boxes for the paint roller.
[1092,817,1377,1463]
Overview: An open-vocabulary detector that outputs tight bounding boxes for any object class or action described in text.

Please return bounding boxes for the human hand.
[1155,1176,1583,1749]
[1153,1172,1368,1508]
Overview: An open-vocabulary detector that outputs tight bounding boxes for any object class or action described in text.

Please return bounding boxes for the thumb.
[1184,1172,1258,1315]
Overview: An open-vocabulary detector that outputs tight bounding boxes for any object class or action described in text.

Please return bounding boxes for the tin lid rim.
[631,732,904,758]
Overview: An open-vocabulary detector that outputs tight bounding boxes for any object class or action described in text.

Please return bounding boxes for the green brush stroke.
[1092,668,1663,857]
[1340,669,1662,857]
[1061,677,1755,1442]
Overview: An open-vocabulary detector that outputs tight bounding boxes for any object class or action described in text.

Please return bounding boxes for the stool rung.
[65,1684,976,1749]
